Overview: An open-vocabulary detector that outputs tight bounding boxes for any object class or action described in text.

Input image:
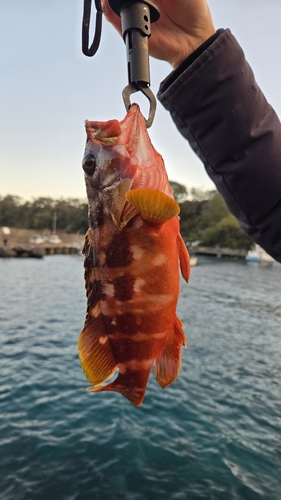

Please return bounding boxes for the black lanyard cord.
[82,0,103,56]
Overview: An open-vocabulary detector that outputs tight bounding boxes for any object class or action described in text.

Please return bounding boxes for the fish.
[78,104,190,406]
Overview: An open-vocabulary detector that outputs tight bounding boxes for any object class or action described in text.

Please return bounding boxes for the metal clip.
[122,83,156,128]
[82,0,160,127]
[109,0,160,128]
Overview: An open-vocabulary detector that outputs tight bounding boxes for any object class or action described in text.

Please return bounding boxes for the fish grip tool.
[82,0,160,128]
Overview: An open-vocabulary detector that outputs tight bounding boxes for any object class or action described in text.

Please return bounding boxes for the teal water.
[0,255,281,500]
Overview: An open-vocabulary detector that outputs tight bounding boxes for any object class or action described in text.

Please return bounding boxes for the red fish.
[78,104,190,406]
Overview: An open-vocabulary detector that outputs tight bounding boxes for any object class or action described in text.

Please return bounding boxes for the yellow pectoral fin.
[125,188,180,224]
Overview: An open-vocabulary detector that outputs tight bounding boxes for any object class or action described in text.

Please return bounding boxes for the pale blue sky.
[1,0,281,200]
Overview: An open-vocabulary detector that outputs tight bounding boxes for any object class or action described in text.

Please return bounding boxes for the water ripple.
[0,256,281,499]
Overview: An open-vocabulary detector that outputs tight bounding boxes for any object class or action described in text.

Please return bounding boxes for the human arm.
[157,29,281,262]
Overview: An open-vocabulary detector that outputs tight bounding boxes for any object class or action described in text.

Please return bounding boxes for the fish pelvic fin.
[155,316,187,389]
[78,313,117,388]
[177,233,190,282]
[125,188,180,225]
[87,363,153,407]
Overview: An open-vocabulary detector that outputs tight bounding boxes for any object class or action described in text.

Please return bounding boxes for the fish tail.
[154,316,186,389]
[88,365,153,407]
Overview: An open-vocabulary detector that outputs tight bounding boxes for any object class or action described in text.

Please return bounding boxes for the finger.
[102,0,122,35]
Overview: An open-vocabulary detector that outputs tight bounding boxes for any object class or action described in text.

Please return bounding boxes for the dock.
[191,246,247,259]
[0,228,84,258]
[0,244,82,259]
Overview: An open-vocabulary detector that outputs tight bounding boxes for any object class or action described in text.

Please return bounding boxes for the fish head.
[83,114,138,230]
[82,105,172,230]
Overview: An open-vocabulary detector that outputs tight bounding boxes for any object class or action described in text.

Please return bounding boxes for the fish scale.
[78,104,190,406]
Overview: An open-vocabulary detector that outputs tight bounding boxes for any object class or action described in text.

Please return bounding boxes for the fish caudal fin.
[78,313,117,387]
[177,234,190,282]
[125,188,180,224]
[88,364,154,407]
[155,317,186,389]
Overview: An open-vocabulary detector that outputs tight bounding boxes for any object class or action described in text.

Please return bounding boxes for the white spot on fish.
[114,331,166,342]
[98,249,106,265]
[132,218,144,229]
[153,253,167,266]
[126,359,154,371]
[133,278,145,293]
[89,270,96,284]
[114,360,154,374]
[99,335,108,344]
[103,283,115,297]
[130,245,144,260]
[157,294,174,305]
[89,304,100,318]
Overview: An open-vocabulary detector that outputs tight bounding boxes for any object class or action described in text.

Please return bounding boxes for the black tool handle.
[108,0,159,86]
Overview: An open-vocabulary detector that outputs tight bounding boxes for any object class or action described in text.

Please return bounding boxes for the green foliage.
[0,195,88,234]
[169,181,188,203]
[201,214,252,249]
[0,195,23,227]
[0,183,253,250]
[176,184,252,250]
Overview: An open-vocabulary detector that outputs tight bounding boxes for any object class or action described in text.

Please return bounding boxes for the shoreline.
[0,228,85,258]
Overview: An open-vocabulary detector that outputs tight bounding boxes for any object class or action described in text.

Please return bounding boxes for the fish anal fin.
[78,314,117,387]
[177,234,190,282]
[155,316,186,389]
[125,188,180,224]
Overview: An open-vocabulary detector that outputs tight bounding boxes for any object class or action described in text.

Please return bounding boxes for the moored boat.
[190,256,198,267]
[246,244,274,264]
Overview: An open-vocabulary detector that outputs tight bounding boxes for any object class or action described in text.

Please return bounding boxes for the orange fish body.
[78,105,190,406]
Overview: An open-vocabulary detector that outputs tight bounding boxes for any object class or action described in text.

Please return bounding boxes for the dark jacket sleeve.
[157,29,281,263]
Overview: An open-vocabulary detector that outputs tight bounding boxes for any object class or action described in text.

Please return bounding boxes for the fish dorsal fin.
[125,188,180,224]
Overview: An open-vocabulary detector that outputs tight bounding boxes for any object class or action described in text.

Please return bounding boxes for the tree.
[202,214,252,249]
[0,195,22,227]
[190,187,216,201]
[169,181,188,203]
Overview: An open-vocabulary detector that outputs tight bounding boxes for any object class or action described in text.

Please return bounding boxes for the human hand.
[102,0,215,69]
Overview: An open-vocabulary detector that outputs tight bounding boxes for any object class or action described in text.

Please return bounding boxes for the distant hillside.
[0,185,253,251]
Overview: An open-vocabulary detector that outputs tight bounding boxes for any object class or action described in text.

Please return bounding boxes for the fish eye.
[82,155,96,174]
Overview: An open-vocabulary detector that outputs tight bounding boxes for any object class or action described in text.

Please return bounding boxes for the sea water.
[0,255,281,500]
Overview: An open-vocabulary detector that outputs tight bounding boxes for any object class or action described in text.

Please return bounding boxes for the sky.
[1,0,281,200]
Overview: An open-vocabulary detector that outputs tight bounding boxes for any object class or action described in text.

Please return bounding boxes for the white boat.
[190,256,198,267]
[246,244,274,264]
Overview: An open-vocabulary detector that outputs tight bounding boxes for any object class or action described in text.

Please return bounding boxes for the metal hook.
[82,0,103,56]
[82,0,160,127]
[123,83,156,128]
[109,0,160,128]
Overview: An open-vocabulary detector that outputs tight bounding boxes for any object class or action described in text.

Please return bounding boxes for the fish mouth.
[85,119,122,145]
